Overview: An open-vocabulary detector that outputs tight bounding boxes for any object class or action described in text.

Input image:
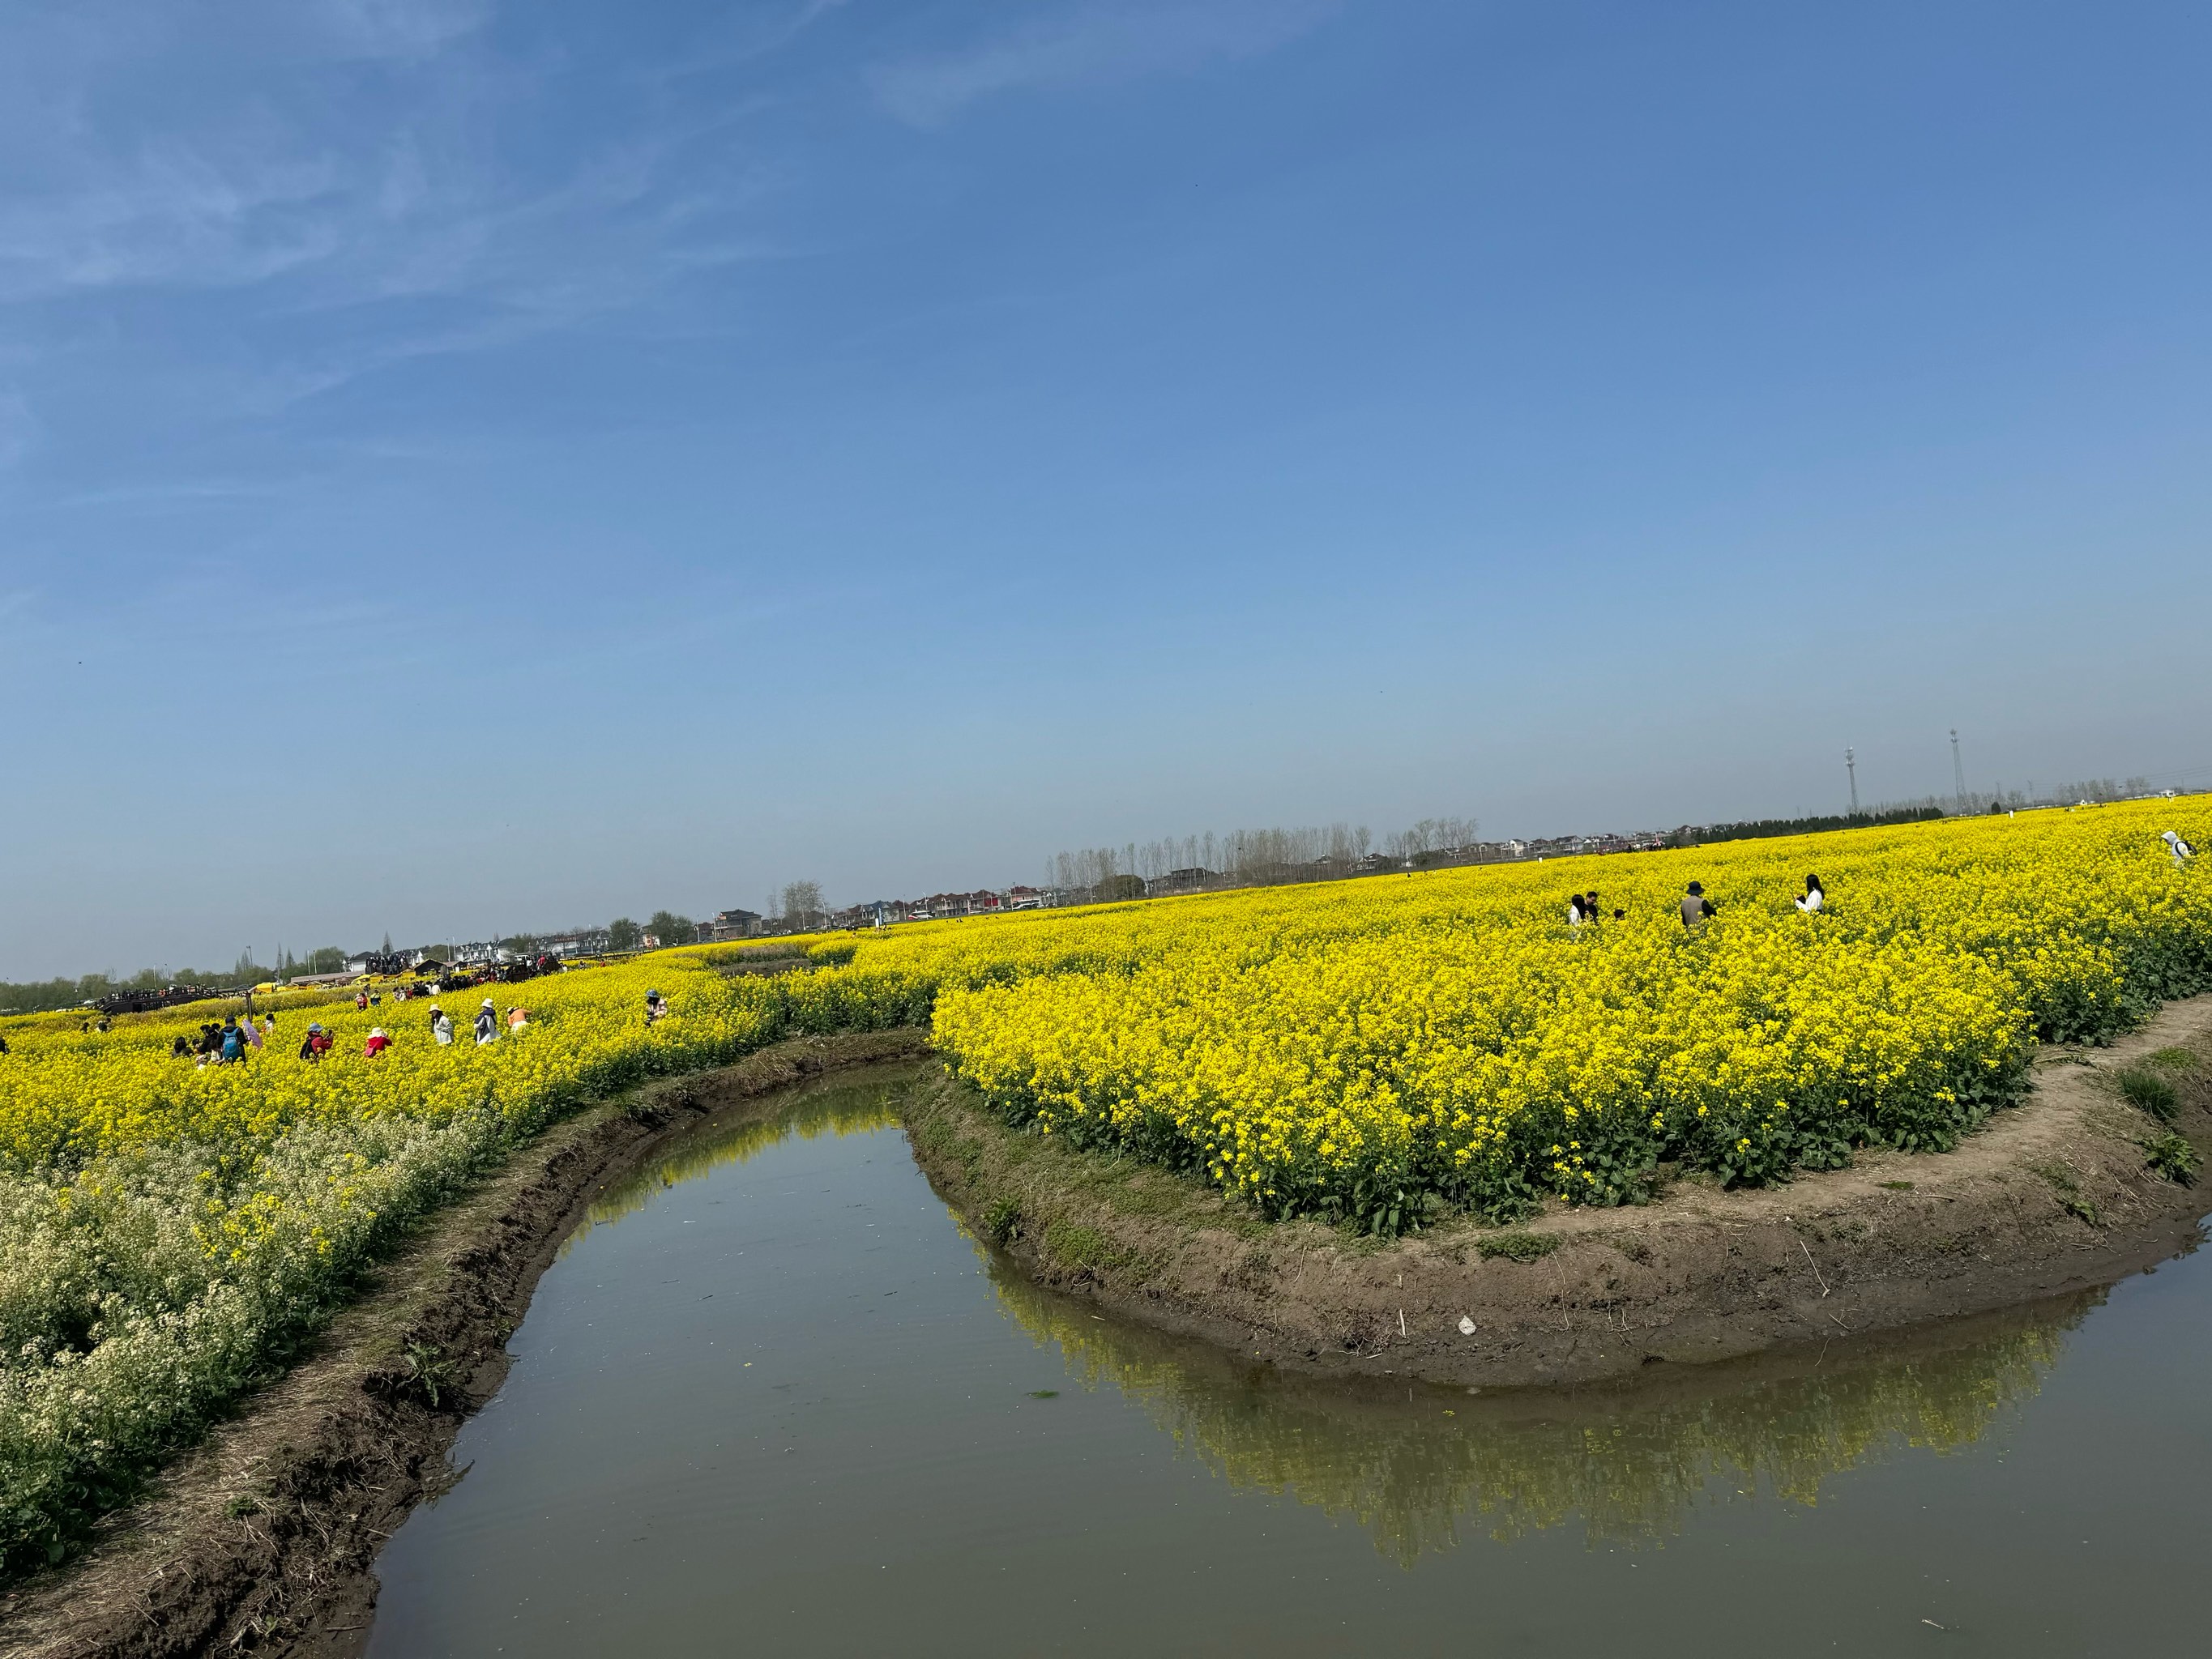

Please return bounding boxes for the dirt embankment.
[904,995,2212,1390]
[0,1030,929,1659]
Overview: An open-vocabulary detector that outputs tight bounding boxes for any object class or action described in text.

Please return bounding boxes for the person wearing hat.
[362,1026,392,1058]
[1680,881,1718,929]
[298,1023,332,1060]
[430,1005,455,1046]
[2163,830,2196,868]
[474,999,499,1044]
[645,988,669,1026]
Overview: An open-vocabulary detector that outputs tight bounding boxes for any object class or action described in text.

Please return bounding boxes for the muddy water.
[365,1070,2210,1657]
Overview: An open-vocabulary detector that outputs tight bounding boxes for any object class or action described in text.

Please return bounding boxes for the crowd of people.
[156,996,549,1064]
[169,1013,280,1066]
[1564,828,2188,936]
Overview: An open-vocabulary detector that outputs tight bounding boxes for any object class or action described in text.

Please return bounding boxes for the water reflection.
[559,1070,907,1254]
[984,1250,2090,1563]
[535,1068,2087,1567]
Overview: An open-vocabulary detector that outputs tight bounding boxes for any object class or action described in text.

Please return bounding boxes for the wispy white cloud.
[0,148,342,302]
[869,0,1343,126]
[310,0,493,62]
[0,392,35,470]
[0,2,792,416]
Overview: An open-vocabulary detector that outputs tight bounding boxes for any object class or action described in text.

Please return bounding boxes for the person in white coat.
[2163,830,2195,868]
[1796,874,1825,913]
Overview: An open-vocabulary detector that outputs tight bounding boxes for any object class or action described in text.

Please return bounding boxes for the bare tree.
[778,881,826,929]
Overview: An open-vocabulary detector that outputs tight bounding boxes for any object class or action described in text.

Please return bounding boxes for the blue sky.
[3,0,2209,977]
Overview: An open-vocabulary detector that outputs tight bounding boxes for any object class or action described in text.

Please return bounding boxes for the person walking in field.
[1567,893,1587,928]
[219,1017,248,1064]
[363,1026,392,1058]
[474,999,499,1044]
[432,1007,455,1045]
[2163,830,2196,868]
[1796,874,1825,912]
[1680,881,1717,929]
[506,1006,529,1034]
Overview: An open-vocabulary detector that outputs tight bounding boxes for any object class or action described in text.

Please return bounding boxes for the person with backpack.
[1680,881,1717,929]
[2163,830,2196,868]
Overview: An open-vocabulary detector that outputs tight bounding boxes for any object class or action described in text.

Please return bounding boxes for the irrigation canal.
[364,1067,2210,1657]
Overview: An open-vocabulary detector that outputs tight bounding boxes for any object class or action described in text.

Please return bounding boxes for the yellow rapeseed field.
[924,802,2210,1227]
[0,796,2202,1570]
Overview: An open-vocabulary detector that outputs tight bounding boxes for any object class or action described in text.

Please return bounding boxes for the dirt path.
[904,993,2212,1390]
[0,1031,929,1659]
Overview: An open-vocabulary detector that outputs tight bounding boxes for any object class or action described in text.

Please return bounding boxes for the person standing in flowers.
[1680,881,1717,929]
[1567,893,1587,928]
[1795,874,1825,912]
[218,1017,249,1064]
[506,1005,530,1034]
[474,999,499,1044]
[2164,830,2196,868]
[430,1005,454,1045]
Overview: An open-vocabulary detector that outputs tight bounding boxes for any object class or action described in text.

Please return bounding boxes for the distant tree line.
[1048,814,1483,899]
[0,963,262,1017]
[1665,804,1945,848]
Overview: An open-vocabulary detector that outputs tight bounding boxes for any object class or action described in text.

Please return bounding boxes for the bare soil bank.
[904,994,2212,1391]
[0,1030,930,1659]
